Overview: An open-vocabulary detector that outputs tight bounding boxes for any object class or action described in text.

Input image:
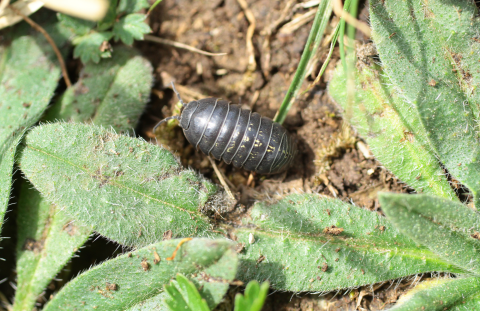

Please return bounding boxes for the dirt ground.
[134,0,416,310]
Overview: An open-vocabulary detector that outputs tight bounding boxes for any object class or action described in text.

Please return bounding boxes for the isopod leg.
[153,116,180,133]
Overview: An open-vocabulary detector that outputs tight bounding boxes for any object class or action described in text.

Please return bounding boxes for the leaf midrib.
[25,144,201,217]
[242,228,463,271]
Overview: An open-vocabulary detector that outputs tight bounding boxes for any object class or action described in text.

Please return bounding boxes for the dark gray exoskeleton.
[153,83,296,174]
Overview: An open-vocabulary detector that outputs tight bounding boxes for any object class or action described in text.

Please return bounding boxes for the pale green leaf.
[46,46,153,133]
[234,281,269,311]
[19,123,216,247]
[329,59,457,200]
[379,193,480,275]
[370,0,480,206]
[417,2,480,132]
[43,238,237,311]
[389,277,480,311]
[236,194,463,292]
[164,274,210,311]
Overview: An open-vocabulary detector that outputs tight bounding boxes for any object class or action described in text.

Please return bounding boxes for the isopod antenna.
[171,81,186,107]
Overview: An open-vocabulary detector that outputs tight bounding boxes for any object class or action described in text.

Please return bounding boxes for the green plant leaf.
[234,281,268,311]
[329,59,457,201]
[235,194,463,292]
[113,14,151,45]
[43,238,238,311]
[57,13,95,36]
[18,123,216,247]
[419,2,480,130]
[0,24,67,232]
[389,277,480,311]
[370,0,480,206]
[164,274,210,311]
[117,0,151,14]
[379,192,480,275]
[45,46,153,133]
[13,182,91,311]
[73,31,113,63]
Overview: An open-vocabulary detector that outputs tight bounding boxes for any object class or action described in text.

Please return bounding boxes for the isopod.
[153,83,296,174]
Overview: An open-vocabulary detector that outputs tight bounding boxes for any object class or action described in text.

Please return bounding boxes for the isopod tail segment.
[153,82,297,175]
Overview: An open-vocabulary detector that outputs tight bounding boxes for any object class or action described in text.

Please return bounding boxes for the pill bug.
[153,83,296,174]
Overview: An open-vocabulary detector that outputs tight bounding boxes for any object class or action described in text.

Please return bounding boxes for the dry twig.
[236,0,257,73]
[208,156,236,201]
[144,34,227,57]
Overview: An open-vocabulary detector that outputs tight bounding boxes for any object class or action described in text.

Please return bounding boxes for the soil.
[134,0,414,310]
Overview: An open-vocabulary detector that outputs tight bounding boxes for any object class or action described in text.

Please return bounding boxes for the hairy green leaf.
[73,32,113,63]
[43,238,237,311]
[329,59,457,200]
[370,0,480,206]
[118,0,150,14]
[389,277,480,311]
[0,23,67,232]
[46,46,153,133]
[13,183,91,311]
[235,194,463,292]
[379,193,480,275]
[234,281,268,311]
[422,2,480,129]
[57,13,95,36]
[164,274,210,311]
[19,123,216,247]
[113,14,151,45]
